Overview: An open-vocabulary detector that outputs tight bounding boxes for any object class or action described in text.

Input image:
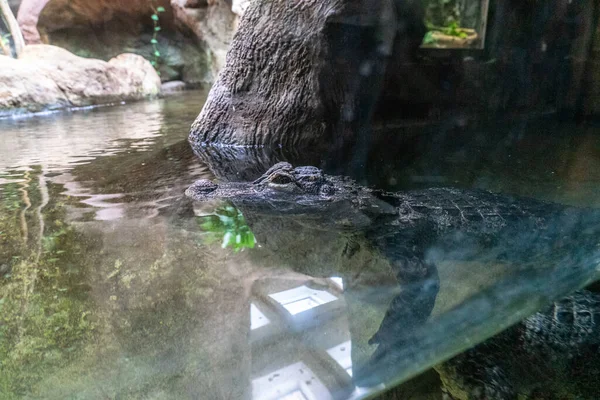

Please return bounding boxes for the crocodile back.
[373,187,600,265]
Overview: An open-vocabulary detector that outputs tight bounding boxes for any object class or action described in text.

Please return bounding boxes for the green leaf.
[154,26,162,32]
[422,31,436,45]
[151,14,159,21]
[150,38,158,44]
[222,232,233,249]
[201,220,214,230]
[157,6,166,12]
[219,215,235,225]
[150,60,156,66]
[154,51,161,57]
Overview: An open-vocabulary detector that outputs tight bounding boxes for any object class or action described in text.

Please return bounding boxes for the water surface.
[1,92,599,399]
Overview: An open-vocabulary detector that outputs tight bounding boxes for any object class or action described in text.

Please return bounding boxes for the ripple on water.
[0,91,208,223]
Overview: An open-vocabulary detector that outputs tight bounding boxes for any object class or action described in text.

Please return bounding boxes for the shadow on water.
[0,91,600,399]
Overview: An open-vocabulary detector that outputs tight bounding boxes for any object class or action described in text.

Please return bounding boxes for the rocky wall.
[16,0,239,84]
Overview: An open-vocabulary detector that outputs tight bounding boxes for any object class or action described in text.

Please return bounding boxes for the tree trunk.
[0,0,24,57]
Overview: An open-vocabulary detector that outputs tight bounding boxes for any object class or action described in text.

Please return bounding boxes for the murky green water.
[1,92,600,399]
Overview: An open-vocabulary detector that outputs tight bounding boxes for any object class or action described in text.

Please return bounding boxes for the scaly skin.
[187,162,600,397]
[438,290,600,399]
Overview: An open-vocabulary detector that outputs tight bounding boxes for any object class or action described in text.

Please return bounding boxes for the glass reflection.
[327,341,353,377]
[252,362,333,400]
[270,286,338,316]
[251,304,271,330]
[196,150,600,398]
[2,85,600,398]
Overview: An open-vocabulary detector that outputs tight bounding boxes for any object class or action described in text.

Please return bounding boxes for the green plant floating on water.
[198,205,256,252]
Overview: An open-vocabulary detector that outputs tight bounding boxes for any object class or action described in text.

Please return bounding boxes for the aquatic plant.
[149,1,166,74]
[197,205,256,252]
[0,170,95,398]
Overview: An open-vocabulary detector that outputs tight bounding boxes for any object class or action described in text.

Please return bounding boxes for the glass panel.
[2,0,600,399]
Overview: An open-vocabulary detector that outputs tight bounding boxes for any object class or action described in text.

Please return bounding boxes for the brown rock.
[17,0,237,81]
[189,0,426,150]
[0,44,161,116]
[170,0,237,72]
[17,0,173,44]
[16,0,230,83]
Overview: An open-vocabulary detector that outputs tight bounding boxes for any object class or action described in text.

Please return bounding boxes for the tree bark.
[0,0,24,57]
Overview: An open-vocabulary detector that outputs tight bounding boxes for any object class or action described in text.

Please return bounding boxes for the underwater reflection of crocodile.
[188,162,600,398]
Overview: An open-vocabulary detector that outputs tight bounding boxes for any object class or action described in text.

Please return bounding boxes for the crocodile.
[186,162,600,398]
[437,290,600,399]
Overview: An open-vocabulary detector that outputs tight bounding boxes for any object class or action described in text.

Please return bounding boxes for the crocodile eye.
[320,185,335,196]
[270,174,293,185]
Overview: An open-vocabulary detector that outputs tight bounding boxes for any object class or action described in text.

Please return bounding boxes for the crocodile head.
[186,162,393,221]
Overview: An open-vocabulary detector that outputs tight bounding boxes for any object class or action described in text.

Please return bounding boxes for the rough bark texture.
[189,0,425,150]
[191,0,337,149]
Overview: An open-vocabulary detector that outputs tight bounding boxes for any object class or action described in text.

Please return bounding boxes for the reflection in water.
[0,102,163,171]
[251,303,271,330]
[269,285,338,316]
[252,362,333,400]
[248,276,353,400]
[1,92,600,399]
[0,168,98,396]
[327,341,353,377]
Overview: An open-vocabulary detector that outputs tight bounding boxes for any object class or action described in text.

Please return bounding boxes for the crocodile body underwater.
[187,162,600,398]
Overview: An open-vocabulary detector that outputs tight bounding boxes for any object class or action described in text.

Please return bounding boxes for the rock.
[170,0,237,73]
[188,0,426,150]
[46,27,213,85]
[231,0,250,17]
[161,80,187,95]
[17,0,236,83]
[0,45,161,116]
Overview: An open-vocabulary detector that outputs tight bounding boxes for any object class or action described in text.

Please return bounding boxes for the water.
[1,92,599,399]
